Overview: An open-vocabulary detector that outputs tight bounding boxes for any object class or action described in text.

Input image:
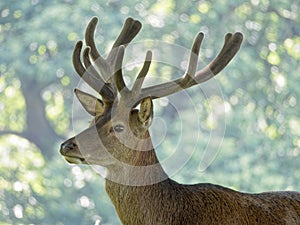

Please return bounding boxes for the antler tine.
[192,32,243,84]
[72,41,115,102]
[85,17,103,61]
[113,18,142,48]
[113,46,129,95]
[84,17,112,82]
[179,32,204,88]
[82,47,98,75]
[131,50,152,95]
[84,17,142,84]
[108,18,142,62]
[187,32,204,75]
[85,16,142,64]
[204,32,243,77]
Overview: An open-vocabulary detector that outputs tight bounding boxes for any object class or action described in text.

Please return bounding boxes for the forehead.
[92,105,138,127]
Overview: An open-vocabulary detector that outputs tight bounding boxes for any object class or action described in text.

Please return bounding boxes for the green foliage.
[0,75,25,132]
[0,136,119,224]
[0,0,300,224]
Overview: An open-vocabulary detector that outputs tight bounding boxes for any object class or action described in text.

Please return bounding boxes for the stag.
[60,17,300,224]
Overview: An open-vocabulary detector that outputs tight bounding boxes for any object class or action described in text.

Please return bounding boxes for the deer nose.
[60,140,77,155]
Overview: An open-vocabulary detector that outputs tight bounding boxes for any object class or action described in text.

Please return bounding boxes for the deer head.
[60,17,243,185]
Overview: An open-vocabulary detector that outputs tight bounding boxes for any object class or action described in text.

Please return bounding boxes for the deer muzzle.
[60,138,85,164]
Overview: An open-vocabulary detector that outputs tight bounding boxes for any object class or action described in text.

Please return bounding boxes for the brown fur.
[106,178,300,225]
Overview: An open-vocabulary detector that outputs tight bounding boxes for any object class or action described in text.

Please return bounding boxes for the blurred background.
[0,0,299,224]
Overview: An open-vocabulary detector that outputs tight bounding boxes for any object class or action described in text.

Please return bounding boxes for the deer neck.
[104,130,170,224]
[105,164,172,225]
[105,133,168,186]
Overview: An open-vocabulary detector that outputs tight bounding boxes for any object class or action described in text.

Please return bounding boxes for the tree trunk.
[21,77,62,159]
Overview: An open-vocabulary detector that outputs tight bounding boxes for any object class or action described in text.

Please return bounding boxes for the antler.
[72,17,142,104]
[73,17,243,106]
[113,30,243,107]
[137,32,243,101]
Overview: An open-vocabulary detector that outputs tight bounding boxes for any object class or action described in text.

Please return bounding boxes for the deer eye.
[113,124,125,133]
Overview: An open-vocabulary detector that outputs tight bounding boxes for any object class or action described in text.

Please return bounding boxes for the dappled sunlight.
[0,135,113,224]
[1,0,300,224]
[0,135,44,168]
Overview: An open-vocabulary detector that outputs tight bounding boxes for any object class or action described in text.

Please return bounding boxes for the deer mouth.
[60,141,86,164]
[63,155,85,164]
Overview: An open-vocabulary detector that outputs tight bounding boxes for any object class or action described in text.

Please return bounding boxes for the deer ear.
[74,89,105,116]
[138,97,153,128]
